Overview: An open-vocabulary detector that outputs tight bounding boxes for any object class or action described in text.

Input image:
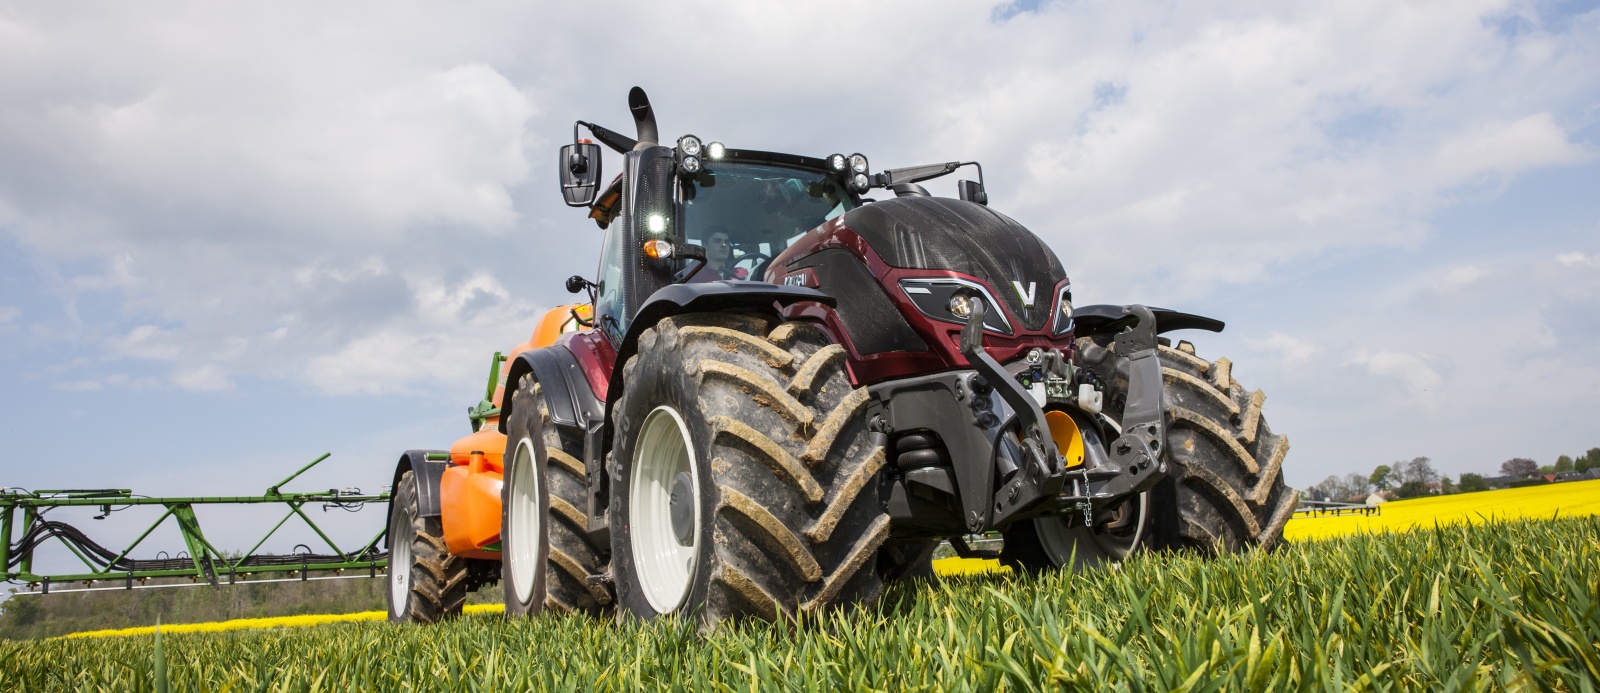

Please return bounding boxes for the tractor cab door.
[593,146,680,345]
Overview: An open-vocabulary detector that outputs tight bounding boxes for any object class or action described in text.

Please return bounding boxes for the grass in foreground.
[3,517,1596,691]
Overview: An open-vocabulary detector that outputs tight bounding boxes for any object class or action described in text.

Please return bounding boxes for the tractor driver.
[703,227,748,281]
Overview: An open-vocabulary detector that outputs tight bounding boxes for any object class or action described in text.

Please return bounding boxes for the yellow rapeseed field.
[60,604,506,639]
[1282,477,1600,541]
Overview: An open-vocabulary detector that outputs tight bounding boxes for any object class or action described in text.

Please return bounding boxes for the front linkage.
[963,301,1170,533]
[870,299,1172,536]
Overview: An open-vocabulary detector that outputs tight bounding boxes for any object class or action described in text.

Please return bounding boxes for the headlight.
[680,155,702,175]
[677,135,702,157]
[948,294,973,318]
[899,278,1013,335]
[829,153,847,172]
[1052,284,1074,334]
[849,153,868,173]
[645,214,668,234]
[707,142,726,160]
[851,173,870,190]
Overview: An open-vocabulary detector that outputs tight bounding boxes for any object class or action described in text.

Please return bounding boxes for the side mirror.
[958,180,987,206]
[559,142,602,207]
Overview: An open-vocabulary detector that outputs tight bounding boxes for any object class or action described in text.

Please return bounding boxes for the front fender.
[1073,305,1224,338]
[499,343,605,435]
[608,281,835,403]
[387,449,447,546]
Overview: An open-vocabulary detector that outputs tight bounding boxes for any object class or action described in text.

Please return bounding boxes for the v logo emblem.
[1012,281,1037,308]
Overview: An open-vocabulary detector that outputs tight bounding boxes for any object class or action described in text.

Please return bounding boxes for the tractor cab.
[559,90,873,344]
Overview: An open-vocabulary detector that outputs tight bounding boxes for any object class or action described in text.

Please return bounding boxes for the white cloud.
[54,379,102,392]
[1432,113,1589,184]
[0,306,18,324]
[170,364,232,392]
[1246,331,1319,366]
[1441,265,1487,290]
[1348,348,1442,403]
[1557,252,1592,266]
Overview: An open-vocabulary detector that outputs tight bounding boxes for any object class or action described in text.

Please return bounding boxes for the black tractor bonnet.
[840,197,1067,332]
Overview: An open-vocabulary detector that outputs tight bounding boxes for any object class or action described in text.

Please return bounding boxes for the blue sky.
[1,0,1597,566]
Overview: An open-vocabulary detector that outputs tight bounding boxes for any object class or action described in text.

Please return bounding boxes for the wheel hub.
[670,471,694,546]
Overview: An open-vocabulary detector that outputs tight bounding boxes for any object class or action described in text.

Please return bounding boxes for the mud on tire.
[610,314,890,628]
[387,470,469,623]
[1078,337,1299,552]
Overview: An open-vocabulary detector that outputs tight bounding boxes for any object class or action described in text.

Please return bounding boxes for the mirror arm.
[871,161,984,189]
[576,120,637,154]
[671,244,708,284]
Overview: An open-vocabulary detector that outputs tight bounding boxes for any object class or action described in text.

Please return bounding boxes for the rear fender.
[387,449,447,546]
[499,344,606,435]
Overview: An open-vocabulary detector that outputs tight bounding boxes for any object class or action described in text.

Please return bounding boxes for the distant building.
[1483,475,1517,489]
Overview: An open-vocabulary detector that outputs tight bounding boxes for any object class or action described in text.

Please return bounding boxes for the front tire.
[1081,338,1299,552]
[500,387,548,618]
[386,470,468,623]
[610,314,890,628]
[1002,490,1148,572]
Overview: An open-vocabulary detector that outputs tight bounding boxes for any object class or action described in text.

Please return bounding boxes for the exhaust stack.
[628,87,659,150]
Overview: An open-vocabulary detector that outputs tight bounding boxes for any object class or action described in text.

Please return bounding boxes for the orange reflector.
[643,239,672,259]
[1045,410,1086,468]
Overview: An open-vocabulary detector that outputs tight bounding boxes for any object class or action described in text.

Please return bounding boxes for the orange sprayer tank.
[439,303,592,556]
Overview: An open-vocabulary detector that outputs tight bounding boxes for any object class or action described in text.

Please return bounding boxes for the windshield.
[681,162,854,281]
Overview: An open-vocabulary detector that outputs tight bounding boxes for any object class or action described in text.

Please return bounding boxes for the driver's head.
[705,227,732,265]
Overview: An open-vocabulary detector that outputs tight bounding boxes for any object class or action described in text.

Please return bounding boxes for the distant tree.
[0,592,40,627]
[1344,472,1372,500]
[1370,464,1395,491]
[1459,473,1488,493]
[1575,448,1598,473]
[1402,457,1439,486]
[1539,464,1555,475]
[1501,458,1539,479]
[1396,480,1432,498]
[1439,475,1457,495]
[1554,455,1575,474]
[1313,476,1341,501]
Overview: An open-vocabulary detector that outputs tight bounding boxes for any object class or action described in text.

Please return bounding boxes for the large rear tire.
[386,470,469,623]
[1079,337,1299,552]
[610,314,890,629]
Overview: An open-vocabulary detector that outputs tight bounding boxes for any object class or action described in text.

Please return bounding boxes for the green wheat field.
[4,516,1598,691]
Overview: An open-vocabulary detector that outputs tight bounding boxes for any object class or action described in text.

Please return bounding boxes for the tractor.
[385,87,1298,627]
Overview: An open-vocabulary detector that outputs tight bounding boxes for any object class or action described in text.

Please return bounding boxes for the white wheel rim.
[507,436,543,604]
[631,405,700,613]
[389,506,412,609]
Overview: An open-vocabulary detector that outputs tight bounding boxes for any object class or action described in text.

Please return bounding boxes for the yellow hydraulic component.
[1045,410,1085,468]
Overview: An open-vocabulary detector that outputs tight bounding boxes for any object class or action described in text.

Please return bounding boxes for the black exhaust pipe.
[628,87,659,150]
